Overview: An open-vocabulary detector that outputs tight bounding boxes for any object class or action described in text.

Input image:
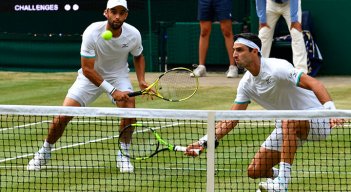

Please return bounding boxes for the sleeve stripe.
[296,72,303,86]
[80,54,95,58]
[234,101,251,104]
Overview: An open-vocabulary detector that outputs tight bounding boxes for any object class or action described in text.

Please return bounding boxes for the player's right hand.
[113,90,130,102]
[185,143,204,157]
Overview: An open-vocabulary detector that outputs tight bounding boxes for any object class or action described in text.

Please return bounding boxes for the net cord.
[0,105,351,120]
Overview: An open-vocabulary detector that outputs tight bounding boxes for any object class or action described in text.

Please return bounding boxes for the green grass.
[0,72,350,191]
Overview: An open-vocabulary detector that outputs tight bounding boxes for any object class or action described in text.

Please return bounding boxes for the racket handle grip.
[174,146,201,155]
[174,146,187,152]
[128,91,143,97]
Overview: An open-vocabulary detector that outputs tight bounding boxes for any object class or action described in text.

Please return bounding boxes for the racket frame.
[127,67,198,102]
[118,123,188,160]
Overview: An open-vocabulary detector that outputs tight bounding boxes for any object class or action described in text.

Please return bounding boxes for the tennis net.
[0,105,350,191]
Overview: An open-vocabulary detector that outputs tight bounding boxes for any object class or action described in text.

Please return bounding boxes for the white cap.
[107,0,128,10]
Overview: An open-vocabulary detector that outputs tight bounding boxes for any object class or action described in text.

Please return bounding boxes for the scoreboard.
[0,1,105,12]
[0,1,106,34]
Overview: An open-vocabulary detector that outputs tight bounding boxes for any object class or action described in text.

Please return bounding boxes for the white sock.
[119,143,131,157]
[278,162,291,183]
[120,142,130,151]
[39,140,53,153]
[272,167,279,178]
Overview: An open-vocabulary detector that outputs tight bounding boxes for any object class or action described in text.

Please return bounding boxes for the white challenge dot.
[73,4,79,11]
[64,4,71,11]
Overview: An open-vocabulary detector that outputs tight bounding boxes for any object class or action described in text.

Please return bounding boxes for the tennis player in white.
[27,0,148,173]
[186,33,343,191]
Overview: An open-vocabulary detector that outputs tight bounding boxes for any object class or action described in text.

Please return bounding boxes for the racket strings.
[157,70,197,101]
[122,126,159,158]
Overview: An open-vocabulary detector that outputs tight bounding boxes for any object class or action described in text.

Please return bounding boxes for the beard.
[235,60,245,69]
[236,63,245,69]
[109,20,123,30]
[236,64,245,70]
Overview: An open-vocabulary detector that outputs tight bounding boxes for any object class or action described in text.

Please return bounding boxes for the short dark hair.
[234,33,262,50]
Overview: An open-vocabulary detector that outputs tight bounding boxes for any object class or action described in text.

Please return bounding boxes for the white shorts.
[261,118,331,152]
[66,73,133,107]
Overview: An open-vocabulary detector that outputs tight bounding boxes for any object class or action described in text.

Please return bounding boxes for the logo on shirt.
[265,76,272,85]
[121,43,128,48]
[289,70,298,79]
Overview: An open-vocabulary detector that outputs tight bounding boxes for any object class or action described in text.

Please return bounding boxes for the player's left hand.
[330,118,345,128]
[139,80,154,100]
[139,80,149,90]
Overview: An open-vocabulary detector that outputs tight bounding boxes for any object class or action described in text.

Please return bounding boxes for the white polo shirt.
[80,21,143,81]
[235,57,323,110]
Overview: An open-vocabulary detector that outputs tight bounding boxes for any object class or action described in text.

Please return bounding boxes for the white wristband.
[99,80,116,95]
[323,101,336,110]
[198,135,208,146]
[199,135,208,142]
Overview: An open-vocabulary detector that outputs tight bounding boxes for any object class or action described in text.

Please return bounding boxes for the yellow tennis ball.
[101,30,113,40]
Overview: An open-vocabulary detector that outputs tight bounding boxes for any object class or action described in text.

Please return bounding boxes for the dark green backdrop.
[0,0,349,75]
[249,0,351,75]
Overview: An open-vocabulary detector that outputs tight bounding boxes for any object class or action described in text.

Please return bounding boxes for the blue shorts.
[197,0,233,21]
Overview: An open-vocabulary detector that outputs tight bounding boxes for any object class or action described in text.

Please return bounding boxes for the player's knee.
[220,28,232,38]
[258,27,273,41]
[125,99,135,108]
[247,164,261,179]
[200,29,211,37]
[290,28,303,40]
[116,98,135,108]
[54,116,72,127]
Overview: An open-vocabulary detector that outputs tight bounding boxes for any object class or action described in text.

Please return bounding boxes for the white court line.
[0,120,185,132]
[1,120,350,166]
[0,120,118,132]
[0,120,50,132]
[0,122,182,163]
[0,134,120,163]
[0,165,350,176]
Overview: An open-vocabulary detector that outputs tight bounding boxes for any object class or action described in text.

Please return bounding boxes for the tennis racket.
[118,123,200,160]
[128,67,198,102]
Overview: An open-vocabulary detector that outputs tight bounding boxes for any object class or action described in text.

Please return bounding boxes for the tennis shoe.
[259,177,288,192]
[226,65,239,78]
[27,151,51,171]
[191,65,206,77]
[117,151,134,173]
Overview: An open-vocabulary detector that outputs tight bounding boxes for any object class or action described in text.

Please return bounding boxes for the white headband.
[235,37,261,53]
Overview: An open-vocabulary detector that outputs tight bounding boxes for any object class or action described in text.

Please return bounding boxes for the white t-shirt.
[80,21,143,81]
[235,57,323,110]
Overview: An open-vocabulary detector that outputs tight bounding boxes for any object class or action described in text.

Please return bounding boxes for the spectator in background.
[192,0,239,78]
[256,0,308,73]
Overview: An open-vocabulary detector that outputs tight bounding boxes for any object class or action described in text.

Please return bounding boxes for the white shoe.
[191,65,207,77]
[27,151,51,171]
[117,151,134,173]
[259,177,288,192]
[226,65,239,78]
